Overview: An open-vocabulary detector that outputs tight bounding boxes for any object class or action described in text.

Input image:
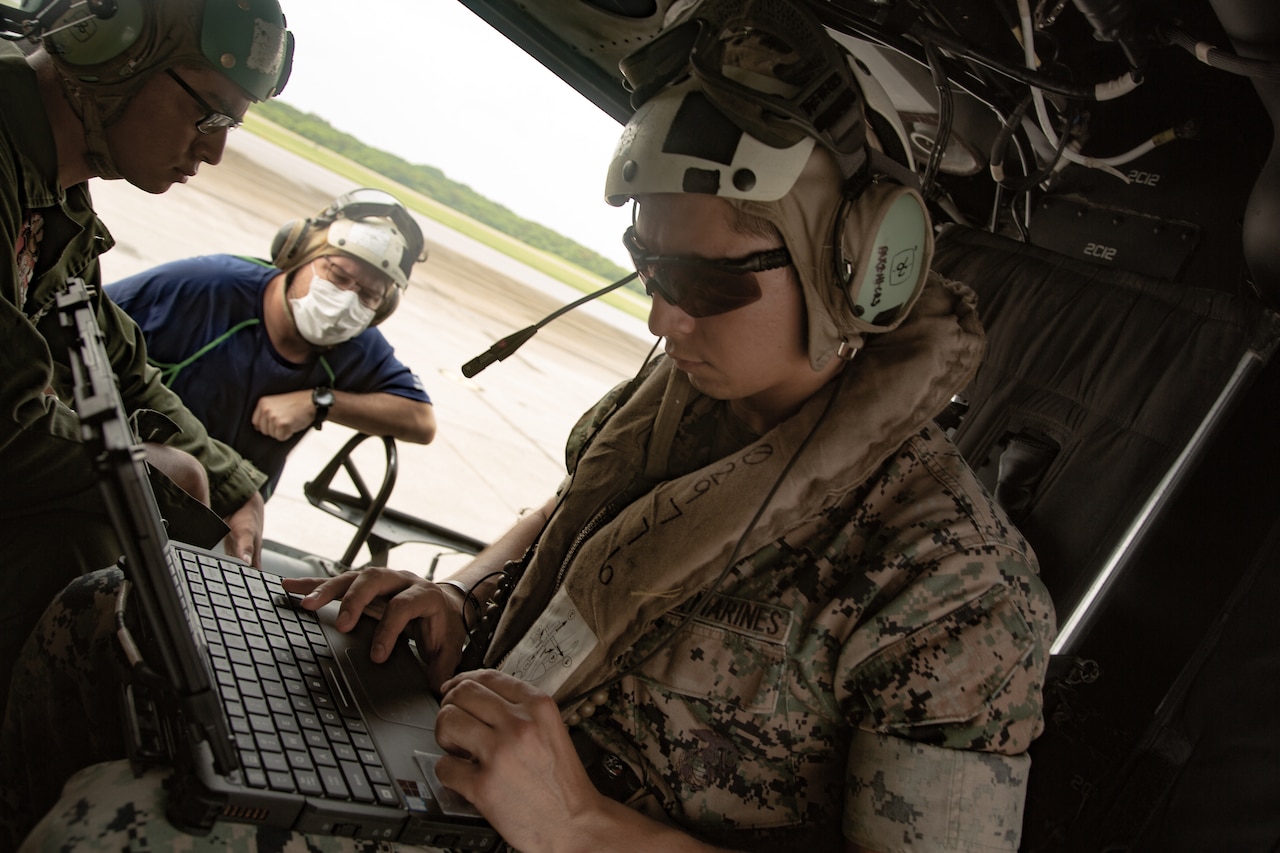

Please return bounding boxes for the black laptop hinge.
[121,679,176,770]
[163,769,225,836]
[116,574,180,772]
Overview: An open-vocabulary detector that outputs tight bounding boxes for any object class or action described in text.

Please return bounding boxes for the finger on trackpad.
[415,751,484,818]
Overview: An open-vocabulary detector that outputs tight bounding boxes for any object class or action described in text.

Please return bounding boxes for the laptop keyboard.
[179,550,401,809]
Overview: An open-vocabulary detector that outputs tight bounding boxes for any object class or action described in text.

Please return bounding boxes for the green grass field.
[244,113,650,322]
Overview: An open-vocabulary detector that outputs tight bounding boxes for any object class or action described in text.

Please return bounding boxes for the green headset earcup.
[40,0,146,70]
[841,183,932,331]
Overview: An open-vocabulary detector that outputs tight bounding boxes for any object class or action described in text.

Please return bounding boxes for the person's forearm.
[107,299,265,513]
[444,497,556,604]
[328,391,435,443]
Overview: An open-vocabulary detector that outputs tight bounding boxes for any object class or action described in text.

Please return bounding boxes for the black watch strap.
[311,386,335,430]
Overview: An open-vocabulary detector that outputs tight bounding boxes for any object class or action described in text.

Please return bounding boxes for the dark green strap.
[148,314,337,389]
[148,318,261,387]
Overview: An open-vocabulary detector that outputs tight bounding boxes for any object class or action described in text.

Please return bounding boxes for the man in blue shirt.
[108,189,436,498]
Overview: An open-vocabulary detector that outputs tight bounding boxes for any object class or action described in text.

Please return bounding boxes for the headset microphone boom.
[460,273,638,378]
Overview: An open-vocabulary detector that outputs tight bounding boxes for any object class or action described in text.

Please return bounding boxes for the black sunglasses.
[622,226,792,318]
[166,69,241,134]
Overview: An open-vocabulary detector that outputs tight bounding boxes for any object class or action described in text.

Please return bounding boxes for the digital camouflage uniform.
[483,278,1055,852]
[4,278,1054,852]
[0,42,266,710]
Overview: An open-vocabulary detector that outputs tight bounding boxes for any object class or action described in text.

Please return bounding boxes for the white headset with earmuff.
[822,50,934,337]
[270,189,427,325]
[271,189,425,274]
[830,162,933,335]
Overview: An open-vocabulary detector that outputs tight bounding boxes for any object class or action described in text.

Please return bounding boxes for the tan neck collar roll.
[63,81,124,181]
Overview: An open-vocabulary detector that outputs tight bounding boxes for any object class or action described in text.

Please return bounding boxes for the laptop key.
[340,760,375,803]
[287,749,313,771]
[312,746,338,768]
[255,732,283,754]
[295,769,324,797]
[319,766,349,799]
[262,751,289,773]
[267,770,296,793]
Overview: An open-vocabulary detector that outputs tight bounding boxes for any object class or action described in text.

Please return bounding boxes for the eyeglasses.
[622,226,791,318]
[313,257,390,310]
[166,69,242,134]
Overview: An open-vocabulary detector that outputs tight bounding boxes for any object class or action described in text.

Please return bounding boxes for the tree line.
[253,99,632,282]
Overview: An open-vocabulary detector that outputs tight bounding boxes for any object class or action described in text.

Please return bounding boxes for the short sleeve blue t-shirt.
[107,255,430,497]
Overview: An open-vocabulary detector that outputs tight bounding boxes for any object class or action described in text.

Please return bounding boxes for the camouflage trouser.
[0,465,230,715]
[1,568,130,849]
[0,569,456,853]
[19,760,414,852]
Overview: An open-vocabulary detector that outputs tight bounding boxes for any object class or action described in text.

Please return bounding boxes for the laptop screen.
[60,278,237,774]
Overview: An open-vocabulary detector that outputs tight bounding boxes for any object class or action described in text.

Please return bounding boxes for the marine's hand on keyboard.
[224,490,265,565]
[282,568,466,694]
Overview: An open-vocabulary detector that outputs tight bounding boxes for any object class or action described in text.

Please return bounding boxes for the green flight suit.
[0,43,266,708]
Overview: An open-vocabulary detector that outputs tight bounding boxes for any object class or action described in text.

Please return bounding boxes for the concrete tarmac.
[91,131,655,575]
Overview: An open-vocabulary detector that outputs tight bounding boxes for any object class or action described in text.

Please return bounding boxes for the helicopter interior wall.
[930,225,1280,851]
[1024,46,1272,291]
[1012,356,1280,850]
[1128,514,1280,851]
[932,225,1280,614]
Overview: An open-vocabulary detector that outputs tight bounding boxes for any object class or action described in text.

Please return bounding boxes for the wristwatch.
[311,386,335,430]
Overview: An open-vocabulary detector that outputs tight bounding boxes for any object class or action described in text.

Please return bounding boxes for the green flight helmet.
[35,0,292,102]
[199,0,294,102]
[25,0,147,69]
[30,0,292,179]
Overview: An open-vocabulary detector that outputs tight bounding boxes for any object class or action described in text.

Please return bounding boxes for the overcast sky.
[273,0,636,268]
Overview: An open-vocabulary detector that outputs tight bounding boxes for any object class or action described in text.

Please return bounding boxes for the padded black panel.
[932,226,1279,619]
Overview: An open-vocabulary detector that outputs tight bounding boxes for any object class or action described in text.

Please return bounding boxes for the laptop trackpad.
[415,751,484,819]
[342,645,438,730]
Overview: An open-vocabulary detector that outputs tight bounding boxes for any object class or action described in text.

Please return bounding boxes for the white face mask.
[289,276,376,347]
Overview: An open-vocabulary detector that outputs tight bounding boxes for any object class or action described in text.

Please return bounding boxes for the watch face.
[313,388,335,408]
